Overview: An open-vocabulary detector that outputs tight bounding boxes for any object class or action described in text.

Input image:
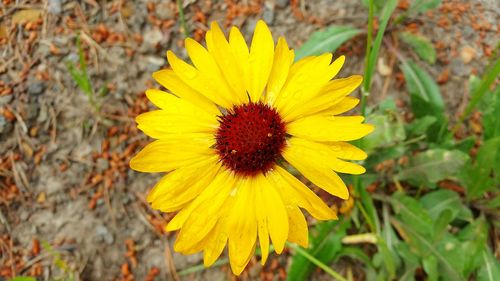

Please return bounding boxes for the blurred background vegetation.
[0,0,498,280]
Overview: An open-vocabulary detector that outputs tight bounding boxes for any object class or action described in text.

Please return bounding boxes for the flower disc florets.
[215,102,286,176]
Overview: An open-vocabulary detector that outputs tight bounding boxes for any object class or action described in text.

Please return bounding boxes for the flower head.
[130,20,373,275]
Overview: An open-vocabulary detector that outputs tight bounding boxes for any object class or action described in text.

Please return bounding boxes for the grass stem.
[287,242,349,281]
[360,0,375,117]
[176,0,189,37]
[452,58,500,134]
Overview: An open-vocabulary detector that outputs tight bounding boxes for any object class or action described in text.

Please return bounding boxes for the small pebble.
[28,81,46,96]
[0,94,13,106]
[48,0,62,15]
[96,158,109,173]
[460,46,476,64]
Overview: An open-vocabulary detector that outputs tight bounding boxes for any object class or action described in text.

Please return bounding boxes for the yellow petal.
[175,171,235,253]
[152,69,219,115]
[288,138,366,174]
[137,91,218,139]
[168,169,236,232]
[327,141,367,160]
[293,75,362,119]
[130,140,214,173]
[203,218,230,267]
[275,55,345,121]
[248,20,274,101]
[255,176,270,265]
[287,115,375,142]
[229,26,250,58]
[148,156,220,212]
[136,109,216,137]
[167,50,233,108]
[286,204,309,248]
[228,178,257,275]
[265,37,294,105]
[260,174,288,254]
[320,97,360,116]
[203,187,238,266]
[206,22,247,104]
[145,89,216,118]
[272,166,337,220]
[282,140,349,199]
[229,26,250,100]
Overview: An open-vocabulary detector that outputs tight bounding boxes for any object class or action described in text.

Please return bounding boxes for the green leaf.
[485,196,500,209]
[477,249,500,281]
[400,32,436,64]
[363,0,398,93]
[391,219,465,281]
[453,136,476,154]
[432,209,453,241]
[458,59,500,132]
[480,86,500,140]
[406,115,437,136]
[295,26,361,60]
[401,60,444,113]
[361,0,386,12]
[409,0,442,13]
[458,218,489,276]
[336,247,374,268]
[423,255,439,281]
[401,60,447,142]
[420,190,472,222]
[396,243,420,281]
[475,74,500,140]
[287,220,350,281]
[396,149,469,186]
[391,193,433,236]
[364,113,406,151]
[461,137,500,199]
[379,205,400,279]
[435,234,466,281]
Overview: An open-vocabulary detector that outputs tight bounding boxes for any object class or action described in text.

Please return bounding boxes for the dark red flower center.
[215,102,287,176]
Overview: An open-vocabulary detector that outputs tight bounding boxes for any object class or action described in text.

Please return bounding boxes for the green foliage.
[472,73,500,140]
[364,113,406,151]
[460,137,500,200]
[287,220,351,281]
[66,35,108,112]
[454,59,500,132]
[9,278,37,281]
[408,0,442,13]
[41,241,76,281]
[391,193,488,281]
[285,0,497,280]
[396,149,469,187]
[399,32,436,64]
[401,60,448,142]
[294,26,361,60]
[362,0,398,102]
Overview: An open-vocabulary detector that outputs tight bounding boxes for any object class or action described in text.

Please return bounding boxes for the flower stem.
[287,242,349,281]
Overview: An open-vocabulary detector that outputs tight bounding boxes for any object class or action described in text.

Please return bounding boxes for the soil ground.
[0,0,498,280]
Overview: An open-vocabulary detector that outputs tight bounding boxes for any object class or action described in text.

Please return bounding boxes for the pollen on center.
[215,102,287,176]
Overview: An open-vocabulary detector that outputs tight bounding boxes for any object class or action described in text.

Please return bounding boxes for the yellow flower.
[130,20,373,275]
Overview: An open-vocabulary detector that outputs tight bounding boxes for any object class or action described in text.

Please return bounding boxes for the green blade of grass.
[453,58,500,133]
[176,0,189,37]
[294,25,362,61]
[361,0,398,115]
[66,62,92,95]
